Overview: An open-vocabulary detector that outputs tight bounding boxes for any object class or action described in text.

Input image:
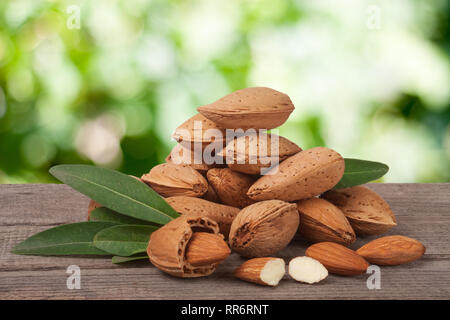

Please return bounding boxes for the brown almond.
[141,163,208,198]
[172,113,225,150]
[197,87,294,129]
[220,132,302,175]
[306,242,369,276]
[229,200,299,257]
[297,198,356,245]
[185,232,230,266]
[247,147,345,202]
[207,168,256,208]
[202,183,221,203]
[356,235,425,266]
[234,257,286,286]
[147,215,224,278]
[322,186,397,235]
[166,196,239,236]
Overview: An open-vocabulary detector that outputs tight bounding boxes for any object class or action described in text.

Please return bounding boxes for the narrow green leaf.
[93,225,157,257]
[50,164,179,225]
[334,158,389,189]
[12,222,116,255]
[112,255,149,264]
[90,207,157,226]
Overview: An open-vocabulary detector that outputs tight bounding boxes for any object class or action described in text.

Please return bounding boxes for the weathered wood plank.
[0,183,449,300]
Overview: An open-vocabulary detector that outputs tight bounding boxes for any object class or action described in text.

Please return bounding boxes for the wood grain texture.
[0,183,449,300]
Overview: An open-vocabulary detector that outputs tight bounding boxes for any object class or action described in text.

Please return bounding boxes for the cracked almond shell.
[219,132,302,175]
[322,186,397,235]
[141,163,208,198]
[247,147,345,202]
[147,215,223,277]
[207,168,256,208]
[197,87,294,129]
[166,196,239,237]
[297,198,356,245]
[228,200,299,258]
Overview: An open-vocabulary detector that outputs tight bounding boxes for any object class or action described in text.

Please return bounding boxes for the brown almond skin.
[207,168,257,208]
[147,215,223,278]
[322,186,397,235]
[197,87,294,130]
[356,235,425,266]
[141,163,208,198]
[221,132,302,175]
[297,198,356,245]
[306,242,369,276]
[229,200,299,258]
[166,196,239,237]
[172,113,225,150]
[185,232,230,266]
[247,147,345,202]
[233,257,284,286]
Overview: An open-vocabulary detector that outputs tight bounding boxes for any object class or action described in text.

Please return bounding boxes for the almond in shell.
[197,87,294,130]
[165,143,215,173]
[356,235,425,266]
[306,242,369,276]
[229,200,299,258]
[147,215,229,277]
[141,163,208,198]
[219,132,302,175]
[297,198,356,245]
[247,147,345,202]
[166,196,240,237]
[207,168,256,208]
[322,186,397,235]
[172,113,225,151]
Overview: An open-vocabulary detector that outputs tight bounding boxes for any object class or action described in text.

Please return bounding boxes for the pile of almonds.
[94,87,426,286]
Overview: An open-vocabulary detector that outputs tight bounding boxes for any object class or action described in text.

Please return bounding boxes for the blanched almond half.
[288,256,328,284]
[234,257,286,286]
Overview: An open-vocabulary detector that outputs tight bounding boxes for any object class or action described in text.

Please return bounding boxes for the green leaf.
[50,164,178,225]
[334,158,389,189]
[90,207,156,226]
[112,255,149,264]
[12,222,116,255]
[93,225,157,256]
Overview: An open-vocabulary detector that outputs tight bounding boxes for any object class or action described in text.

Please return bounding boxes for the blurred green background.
[0,0,449,184]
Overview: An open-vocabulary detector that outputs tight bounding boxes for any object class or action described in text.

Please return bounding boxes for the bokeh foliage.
[0,0,449,183]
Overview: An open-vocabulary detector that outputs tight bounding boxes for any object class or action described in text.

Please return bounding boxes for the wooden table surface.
[0,183,449,300]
